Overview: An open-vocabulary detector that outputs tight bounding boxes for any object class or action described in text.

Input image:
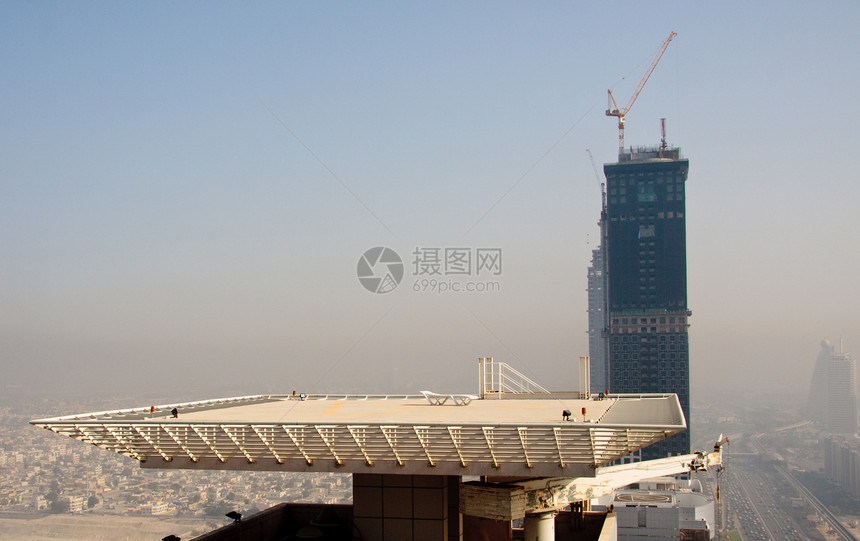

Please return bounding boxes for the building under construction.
[588,31,692,460]
[602,145,691,460]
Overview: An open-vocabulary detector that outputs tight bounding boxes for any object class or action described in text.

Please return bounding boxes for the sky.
[2,2,858,404]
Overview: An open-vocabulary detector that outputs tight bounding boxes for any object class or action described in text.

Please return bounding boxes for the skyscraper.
[826,345,856,435]
[808,340,833,422]
[808,339,856,434]
[603,145,691,458]
[587,245,609,394]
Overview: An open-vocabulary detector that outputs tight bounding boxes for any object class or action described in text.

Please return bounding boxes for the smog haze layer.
[2,2,858,404]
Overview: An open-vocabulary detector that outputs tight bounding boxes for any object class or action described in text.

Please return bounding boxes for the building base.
[353,474,462,541]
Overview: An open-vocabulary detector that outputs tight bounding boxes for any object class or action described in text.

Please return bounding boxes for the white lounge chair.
[421,390,479,406]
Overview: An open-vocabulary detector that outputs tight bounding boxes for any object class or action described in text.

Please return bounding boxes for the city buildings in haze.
[808,339,856,434]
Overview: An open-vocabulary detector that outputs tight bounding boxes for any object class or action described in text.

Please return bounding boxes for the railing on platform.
[478,357,551,398]
[31,394,425,423]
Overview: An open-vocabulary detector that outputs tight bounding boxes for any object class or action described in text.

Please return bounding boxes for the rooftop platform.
[32,392,685,478]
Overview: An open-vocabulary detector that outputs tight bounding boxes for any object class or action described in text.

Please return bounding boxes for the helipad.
[32,391,685,478]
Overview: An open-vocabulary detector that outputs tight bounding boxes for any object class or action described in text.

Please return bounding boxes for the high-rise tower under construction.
[601,145,691,459]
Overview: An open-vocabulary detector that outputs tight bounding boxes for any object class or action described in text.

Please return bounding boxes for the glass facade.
[604,152,691,458]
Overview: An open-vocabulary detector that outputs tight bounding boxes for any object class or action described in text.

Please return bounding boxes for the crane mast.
[606,31,677,157]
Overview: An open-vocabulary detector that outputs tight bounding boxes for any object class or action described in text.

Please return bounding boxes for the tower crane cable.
[606,31,677,157]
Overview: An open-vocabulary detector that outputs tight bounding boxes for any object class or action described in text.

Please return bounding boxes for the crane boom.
[461,435,729,520]
[606,31,677,157]
[516,434,727,514]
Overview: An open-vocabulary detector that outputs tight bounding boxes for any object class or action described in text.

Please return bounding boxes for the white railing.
[478,357,550,398]
[31,394,423,423]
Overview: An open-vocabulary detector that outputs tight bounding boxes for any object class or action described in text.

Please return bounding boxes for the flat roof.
[153,394,678,426]
[32,393,685,478]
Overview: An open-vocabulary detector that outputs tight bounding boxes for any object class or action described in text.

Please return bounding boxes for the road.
[748,425,856,541]
[717,456,803,541]
[774,463,857,541]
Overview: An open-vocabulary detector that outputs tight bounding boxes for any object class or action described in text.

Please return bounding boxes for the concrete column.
[447,476,462,541]
[524,511,556,541]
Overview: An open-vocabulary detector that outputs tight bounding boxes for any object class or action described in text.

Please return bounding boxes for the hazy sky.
[2,2,858,402]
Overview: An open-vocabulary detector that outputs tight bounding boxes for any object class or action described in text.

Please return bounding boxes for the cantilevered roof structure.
[32,390,685,478]
[31,360,689,541]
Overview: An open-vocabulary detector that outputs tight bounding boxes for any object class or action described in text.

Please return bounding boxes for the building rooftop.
[616,145,683,163]
[32,391,685,478]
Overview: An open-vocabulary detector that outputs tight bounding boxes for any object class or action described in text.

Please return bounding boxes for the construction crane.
[606,31,677,157]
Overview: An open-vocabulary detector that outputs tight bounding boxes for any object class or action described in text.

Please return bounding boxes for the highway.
[749,426,856,541]
[775,464,857,541]
[719,457,803,541]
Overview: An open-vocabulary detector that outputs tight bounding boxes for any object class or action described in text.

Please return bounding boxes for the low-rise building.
[141,501,171,515]
[595,477,714,540]
[68,495,84,513]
